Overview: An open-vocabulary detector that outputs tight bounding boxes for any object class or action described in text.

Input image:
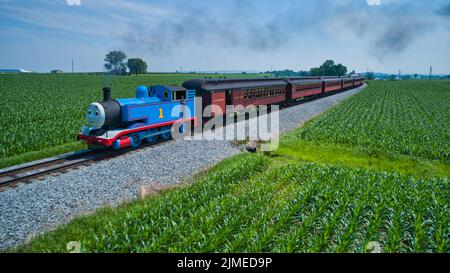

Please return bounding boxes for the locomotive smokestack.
[103,87,111,101]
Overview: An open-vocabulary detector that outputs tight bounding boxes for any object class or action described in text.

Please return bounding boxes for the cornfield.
[298,81,450,162]
[21,154,449,253]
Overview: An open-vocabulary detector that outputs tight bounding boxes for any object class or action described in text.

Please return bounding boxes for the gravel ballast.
[0,85,365,250]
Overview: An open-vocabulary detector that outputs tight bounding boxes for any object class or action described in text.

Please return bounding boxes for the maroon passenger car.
[353,76,364,87]
[285,77,323,100]
[322,76,342,93]
[342,77,354,89]
[182,78,288,115]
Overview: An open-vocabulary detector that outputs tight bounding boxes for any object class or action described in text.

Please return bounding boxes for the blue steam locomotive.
[77,85,196,150]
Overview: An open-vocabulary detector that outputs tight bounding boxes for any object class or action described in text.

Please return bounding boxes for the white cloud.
[367,0,381,6]
[66,0,81,6]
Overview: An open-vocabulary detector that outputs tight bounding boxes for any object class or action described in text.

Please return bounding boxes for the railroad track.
[0,140,167,191]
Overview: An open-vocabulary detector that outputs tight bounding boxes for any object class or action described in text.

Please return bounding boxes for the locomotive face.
[86,102,105,128]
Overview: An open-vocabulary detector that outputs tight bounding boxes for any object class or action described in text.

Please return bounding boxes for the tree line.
[266,60,349,77]
[104,51,147,75]
[105,52,350,78]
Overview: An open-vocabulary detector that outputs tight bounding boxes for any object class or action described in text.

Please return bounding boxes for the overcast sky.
[1,0,450,74]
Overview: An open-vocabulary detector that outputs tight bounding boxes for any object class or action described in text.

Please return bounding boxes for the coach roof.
[182,78,287,92]
[163,85,187,92]
[283,78,323,85]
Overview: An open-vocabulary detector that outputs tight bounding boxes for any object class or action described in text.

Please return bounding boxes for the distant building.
[51,70,63,73]
[0,68,32,74]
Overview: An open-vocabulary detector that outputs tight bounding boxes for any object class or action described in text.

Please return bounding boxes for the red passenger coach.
[353,76,364,87]
[341,77,354,89]
[238,79,287,107]
[182,78,288,114]
[182,75,365,123]
[285,77,323,100]
[322,77,342,93]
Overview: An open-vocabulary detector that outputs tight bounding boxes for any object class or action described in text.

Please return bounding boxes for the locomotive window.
[173,90,186,101]
[164,91,169,99]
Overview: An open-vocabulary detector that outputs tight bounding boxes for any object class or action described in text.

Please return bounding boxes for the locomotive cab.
[151,85,190,103]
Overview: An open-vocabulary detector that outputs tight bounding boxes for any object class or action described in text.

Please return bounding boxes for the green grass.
[0,142,85,169]
[16,153,449,253]
[0,73,267,167]
[273,139,450,178]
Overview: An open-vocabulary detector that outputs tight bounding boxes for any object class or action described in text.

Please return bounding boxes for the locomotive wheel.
[144,128,158,143]
[159,126,171,140]
[130,134,142,148]
[128,123,146,147]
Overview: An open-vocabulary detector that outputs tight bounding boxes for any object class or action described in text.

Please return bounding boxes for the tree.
[309,67,323,76]
[335,64,347,76]
[127,58,148,75]
[265,69,311,77]
[309,60,347,76]
[321,60,337,76]
[298,70,310,76]
[366,72,375,80]
[104,51,127,75]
